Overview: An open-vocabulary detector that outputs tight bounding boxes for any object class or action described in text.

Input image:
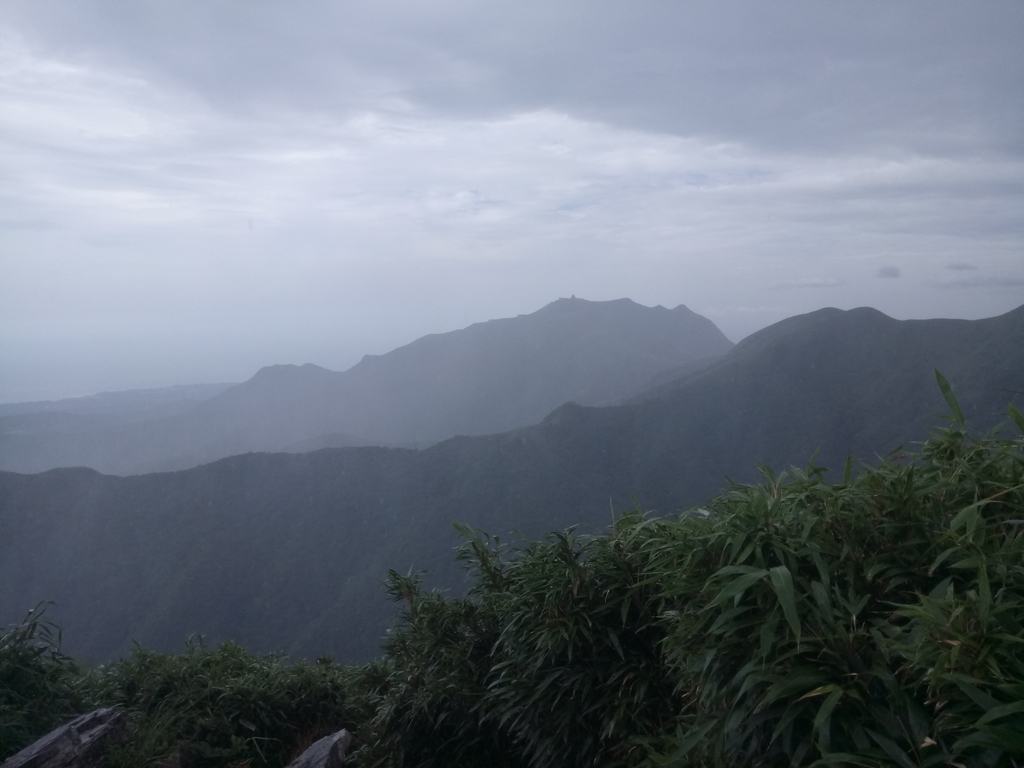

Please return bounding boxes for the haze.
[2,1,1022,402]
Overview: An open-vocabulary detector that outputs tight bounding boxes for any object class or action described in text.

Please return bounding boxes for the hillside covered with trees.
[1,305,1021,665]
[3,392,1021,767]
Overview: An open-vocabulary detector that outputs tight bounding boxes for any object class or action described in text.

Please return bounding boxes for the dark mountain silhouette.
[281,432,385,453]
[0,304,1020,665]
[0,298,732,474]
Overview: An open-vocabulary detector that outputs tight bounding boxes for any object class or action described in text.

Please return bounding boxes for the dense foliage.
[91,640,357,768]
[0,604,83,759]
[0,625,356,766]
[361,391,1024,768]
[2,386,1022,767]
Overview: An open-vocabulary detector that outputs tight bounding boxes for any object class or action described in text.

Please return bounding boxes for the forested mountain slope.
[0,304,1020,664]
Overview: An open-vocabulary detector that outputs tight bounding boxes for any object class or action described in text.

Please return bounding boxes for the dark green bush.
[0,624,358,766]
[88,638,355,767]
[358,397,1024,767]
[0,603,84,761]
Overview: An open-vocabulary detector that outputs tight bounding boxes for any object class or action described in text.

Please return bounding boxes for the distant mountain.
[0,383,234,419]
[0,383,235,474]
[0,298,732,474]
[281,432,385,453]
[0,304,1020,665]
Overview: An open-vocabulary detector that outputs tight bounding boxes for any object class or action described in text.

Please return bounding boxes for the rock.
[284,729,352,768]
[1,709,126,768]
[155,744,196,768]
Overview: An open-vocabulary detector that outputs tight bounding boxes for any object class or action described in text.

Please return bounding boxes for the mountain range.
[0,301,1021,665]
[0,298,732,475]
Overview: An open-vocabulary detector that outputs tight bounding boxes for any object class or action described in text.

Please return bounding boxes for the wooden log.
[284,729,352,768]
[1,709,126,768]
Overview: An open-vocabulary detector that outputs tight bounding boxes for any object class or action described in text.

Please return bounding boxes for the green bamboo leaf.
[811,580,834,622]
[927,577,952,601]
[707,570,769,607]
[935,369,965,430]
[810,550,830,585]
[949,502,985,535]
[800,515,818,545]
[978,560,992,625]
[1009,403,1024,434]
[770,698,807,743]
[866,728,916,768]
[951,556,981,569]
[759,609,780,658]
[769,565,801,644]
[808,754,873,767]
[866,561,887,581]
[709,605,753,634]
[928,547,958,576]
[798,683,840,701]
[954,680,1000,710]
[606,627,624,659]
[736,541,756,565]
[764,669,833,703]
[668,721,717,759]
[991,632,1024,645]
[813,688,843,730]
[977,700,1024,725]
[955,724,1024,753]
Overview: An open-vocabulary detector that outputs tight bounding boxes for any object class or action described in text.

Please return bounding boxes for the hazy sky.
[2,1,1022,402]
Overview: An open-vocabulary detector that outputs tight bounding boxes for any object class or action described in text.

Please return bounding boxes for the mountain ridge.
[1,303,1019,664]
[0,298,733,474]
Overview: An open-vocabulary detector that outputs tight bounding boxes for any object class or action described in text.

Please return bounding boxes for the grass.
[0,602,84,759]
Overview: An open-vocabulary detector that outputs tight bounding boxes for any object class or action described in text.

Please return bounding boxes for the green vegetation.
[0,604,84,759]
[0,622,358,767]
[3,389,1023,767]
[92,640,357,768]
[3,306,1021,666]
[362,393,1024,767]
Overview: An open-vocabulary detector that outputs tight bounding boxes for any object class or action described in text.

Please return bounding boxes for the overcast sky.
[1,1,1022,402]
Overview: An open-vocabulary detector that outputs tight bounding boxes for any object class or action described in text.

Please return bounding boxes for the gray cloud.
[947,262,979,271]
[877,266,901,279]
[769,277,842,290]
[936,276,1024,290]
[8,1,1021,157]
[0,1,1022,400]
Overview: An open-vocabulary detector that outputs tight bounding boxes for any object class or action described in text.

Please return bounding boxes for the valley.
[2,300,1021,664]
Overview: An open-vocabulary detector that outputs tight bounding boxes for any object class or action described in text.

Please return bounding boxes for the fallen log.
[1,709,126,768]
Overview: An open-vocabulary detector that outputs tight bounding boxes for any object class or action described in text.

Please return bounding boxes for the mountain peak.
[0,298,733,474]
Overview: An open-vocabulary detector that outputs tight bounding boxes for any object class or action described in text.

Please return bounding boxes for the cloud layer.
[1,1,1022,400]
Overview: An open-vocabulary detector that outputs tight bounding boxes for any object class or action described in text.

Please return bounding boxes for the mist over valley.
[2,3,1022,764]
[0,298,731,475]
[2,299,1021,664]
